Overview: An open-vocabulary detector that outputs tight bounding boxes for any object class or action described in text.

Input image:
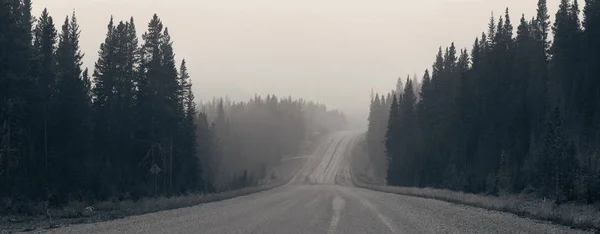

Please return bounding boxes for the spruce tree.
[395,77,403,97]
[174,59,202,192]
[529,1,551,138]
[385,95,399,186]
[537,107,579,202]
[535,0,551,52]
[399,79,418,186]
[551,0,583,115]
[487,12,496,47]
[52,12,92,202]
[91,17,118,197]
[31,8,57,195]
[582,0,600,203]
[0,0,35,199]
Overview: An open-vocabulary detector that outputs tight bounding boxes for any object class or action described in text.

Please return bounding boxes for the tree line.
[368,0,600,204]
[0,0,347,210]
[199,96,347,191]
[0,0,205,205]
[366,77,420,182]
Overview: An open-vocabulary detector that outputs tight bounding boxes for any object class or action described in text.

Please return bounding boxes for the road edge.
[347,138,600,233]
[1,169,299,233]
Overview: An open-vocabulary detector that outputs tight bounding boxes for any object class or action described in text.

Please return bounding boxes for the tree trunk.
[44,104,48,181]
[169,136,173,195]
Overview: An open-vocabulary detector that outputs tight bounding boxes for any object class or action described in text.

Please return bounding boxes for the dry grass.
[0,181,288,233]
[1,156,307,233]
[59,181,287,219]
[354,177,600,231]
[349,138,600,232]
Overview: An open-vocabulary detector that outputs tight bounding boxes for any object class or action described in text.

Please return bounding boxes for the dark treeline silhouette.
[199,96,347,191]
[0,1,204,206]
[0,0,347,210]
[366,76,421,182]
[368,0,600,204]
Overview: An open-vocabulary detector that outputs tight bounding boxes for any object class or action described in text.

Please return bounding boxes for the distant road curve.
[47,131,590,234]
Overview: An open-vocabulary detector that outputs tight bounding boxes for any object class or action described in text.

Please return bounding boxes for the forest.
[368,0,600,204]
[0,0,346,210]
[199,97,346,191]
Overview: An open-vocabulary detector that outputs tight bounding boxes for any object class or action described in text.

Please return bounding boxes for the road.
[46,131,588,234]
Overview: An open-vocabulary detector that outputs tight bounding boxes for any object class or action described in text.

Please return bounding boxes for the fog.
[35,0,559,128]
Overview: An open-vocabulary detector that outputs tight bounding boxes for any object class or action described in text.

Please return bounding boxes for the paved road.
[46,131,589,234]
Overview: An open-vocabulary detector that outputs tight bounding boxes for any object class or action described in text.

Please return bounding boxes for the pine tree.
[91,17,119,198]
[537,107,579,202]
[115,19,140,194]
[583,0,600,130]
[197,112,217,192]
[535,0,551,52]
[487,12,496,48]
[416,70,432,186]
[158,27,181,194]
[0,0,36,199]
[551,0,583,117]
[398,79,418,186]
[134,15,189,195]
[582,0,600,203]
[31,8,57,196]
[395,77,403,97]
[367,93,381,178]
[509,14,536,192]
[173,59,202,193]
[82,67,91,97]
[385,95,399,186]
[51,12,92,202]
[529,1,551,139]
[504,8,515,50]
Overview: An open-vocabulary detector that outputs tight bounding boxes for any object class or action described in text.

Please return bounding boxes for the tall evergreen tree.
[581,0,600,203]
[398,79,418,186]
[91,17,119,198]
[173,59,202,193]
[0,0,36,199]
[31,8,57,196]
[487,12,496,48]
[395,77,403,97]
[535,0,551,52]
[550,0,583,118]
[51,12,92,202]
[385,95,399,186]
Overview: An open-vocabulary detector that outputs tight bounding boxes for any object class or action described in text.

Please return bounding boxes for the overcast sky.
[34,0,560,128]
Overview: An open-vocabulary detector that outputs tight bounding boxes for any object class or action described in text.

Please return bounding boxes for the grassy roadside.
[0,141,313,233]
[349,163,600,233]
[354,181,600,232]
[0,180,288,233]
[349,138,600,232]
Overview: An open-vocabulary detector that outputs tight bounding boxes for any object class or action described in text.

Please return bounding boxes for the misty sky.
[35,0,559,128]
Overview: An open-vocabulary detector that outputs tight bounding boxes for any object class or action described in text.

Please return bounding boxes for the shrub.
[58,201,88,218]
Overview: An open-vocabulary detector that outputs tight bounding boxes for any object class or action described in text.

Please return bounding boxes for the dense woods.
[0,2,206,205]
[368,0,600,204]
[199,97,347,191]
[0,0,346,210]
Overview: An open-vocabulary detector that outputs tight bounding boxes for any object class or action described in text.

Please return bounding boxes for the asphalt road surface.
[45,131,589,234]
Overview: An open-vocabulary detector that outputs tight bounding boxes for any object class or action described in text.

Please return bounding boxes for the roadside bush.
[58,201,88,218]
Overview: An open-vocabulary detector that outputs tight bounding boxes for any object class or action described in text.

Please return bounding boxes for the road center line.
[327,195,346,234]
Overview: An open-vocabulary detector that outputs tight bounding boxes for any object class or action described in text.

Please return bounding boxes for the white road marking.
[360,199,399,234]
[327,195,346,234]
